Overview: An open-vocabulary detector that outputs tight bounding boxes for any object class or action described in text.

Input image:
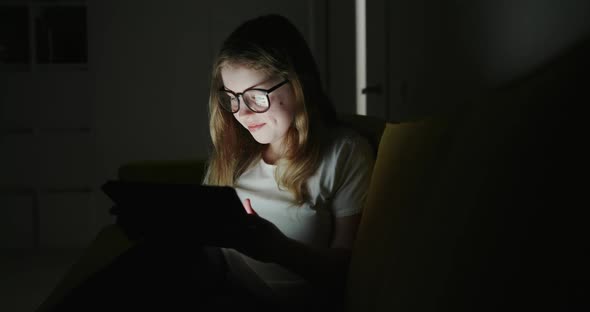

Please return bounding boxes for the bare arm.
[236,210,362,298]
[275,214,361,293]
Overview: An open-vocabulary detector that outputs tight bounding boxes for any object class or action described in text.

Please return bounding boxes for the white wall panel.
[0,134,39,186]
[39,191,93,248]
[37,132,94,188]
[0,192,35,248]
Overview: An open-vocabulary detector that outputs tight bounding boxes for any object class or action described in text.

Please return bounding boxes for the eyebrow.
[222,77,275,93]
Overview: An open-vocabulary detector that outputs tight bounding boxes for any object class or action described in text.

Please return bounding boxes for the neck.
[263,141,285,165]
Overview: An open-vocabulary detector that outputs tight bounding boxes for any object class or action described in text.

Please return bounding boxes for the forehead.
[220,63,271,92]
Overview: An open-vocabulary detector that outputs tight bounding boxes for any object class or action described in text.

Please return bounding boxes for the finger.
[243,198,254,214]
[249,203,258,216]
[242,198,258,216]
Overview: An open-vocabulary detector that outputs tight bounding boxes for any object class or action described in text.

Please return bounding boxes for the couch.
[38,38,588,311]
[35,112,390,312]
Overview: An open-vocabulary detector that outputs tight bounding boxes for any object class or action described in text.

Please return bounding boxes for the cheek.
[233,113,247,128]
[271,103,295,126]
[272,94,296,121]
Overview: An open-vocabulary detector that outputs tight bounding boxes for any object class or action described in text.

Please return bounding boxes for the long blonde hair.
[204,14,337,205]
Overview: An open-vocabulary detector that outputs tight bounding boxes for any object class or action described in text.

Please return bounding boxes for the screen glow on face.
[219,79,289,113]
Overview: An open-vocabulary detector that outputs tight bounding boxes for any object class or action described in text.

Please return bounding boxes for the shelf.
[0,127,92,135]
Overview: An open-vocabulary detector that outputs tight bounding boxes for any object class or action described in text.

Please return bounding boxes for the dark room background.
[1,1,589,310]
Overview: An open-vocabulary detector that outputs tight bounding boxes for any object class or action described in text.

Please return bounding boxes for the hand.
[231,198,290,263]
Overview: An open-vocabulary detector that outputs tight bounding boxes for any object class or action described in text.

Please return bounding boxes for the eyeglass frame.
[218,79,290,113]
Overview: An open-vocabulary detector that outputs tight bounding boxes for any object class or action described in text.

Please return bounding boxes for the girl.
[204,13,375,310]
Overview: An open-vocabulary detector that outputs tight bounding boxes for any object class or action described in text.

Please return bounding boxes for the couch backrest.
[118,159,207,184]
[345,38,590,312]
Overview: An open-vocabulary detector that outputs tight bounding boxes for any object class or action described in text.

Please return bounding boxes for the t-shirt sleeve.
[330,134,375,218]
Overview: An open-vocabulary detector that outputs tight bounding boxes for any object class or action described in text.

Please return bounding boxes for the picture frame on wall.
[0,2,87,72]
[0,5,30,71]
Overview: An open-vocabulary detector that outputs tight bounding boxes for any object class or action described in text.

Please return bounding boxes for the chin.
[251,133,272,145]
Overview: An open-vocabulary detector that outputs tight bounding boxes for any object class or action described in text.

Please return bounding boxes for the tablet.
[101,179,248,221]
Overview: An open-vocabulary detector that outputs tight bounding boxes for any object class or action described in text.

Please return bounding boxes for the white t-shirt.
[222,126,375,301]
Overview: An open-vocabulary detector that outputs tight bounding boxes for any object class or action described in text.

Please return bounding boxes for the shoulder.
[308,125,375,216]
[309,126,375,188]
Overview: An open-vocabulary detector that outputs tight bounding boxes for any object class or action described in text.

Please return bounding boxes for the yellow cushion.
[346,119,452,312]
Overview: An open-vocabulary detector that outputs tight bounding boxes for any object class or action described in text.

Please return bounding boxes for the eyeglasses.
[218,79,289,113]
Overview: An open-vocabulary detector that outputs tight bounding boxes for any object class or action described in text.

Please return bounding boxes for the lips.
[247,123,266,132]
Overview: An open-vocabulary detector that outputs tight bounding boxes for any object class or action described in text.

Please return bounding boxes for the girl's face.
[220,63,296,150]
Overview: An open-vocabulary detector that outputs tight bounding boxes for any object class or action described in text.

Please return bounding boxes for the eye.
[253,94,269,107]
[244,91,268,107]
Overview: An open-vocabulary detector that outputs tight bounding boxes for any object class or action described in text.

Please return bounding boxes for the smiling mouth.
[247,123,266,132]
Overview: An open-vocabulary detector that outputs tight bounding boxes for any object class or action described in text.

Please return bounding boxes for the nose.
[237,95,255,117]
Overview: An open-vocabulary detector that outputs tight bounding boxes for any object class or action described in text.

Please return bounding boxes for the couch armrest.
[36,224,134,312]
[36,158,206,311]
